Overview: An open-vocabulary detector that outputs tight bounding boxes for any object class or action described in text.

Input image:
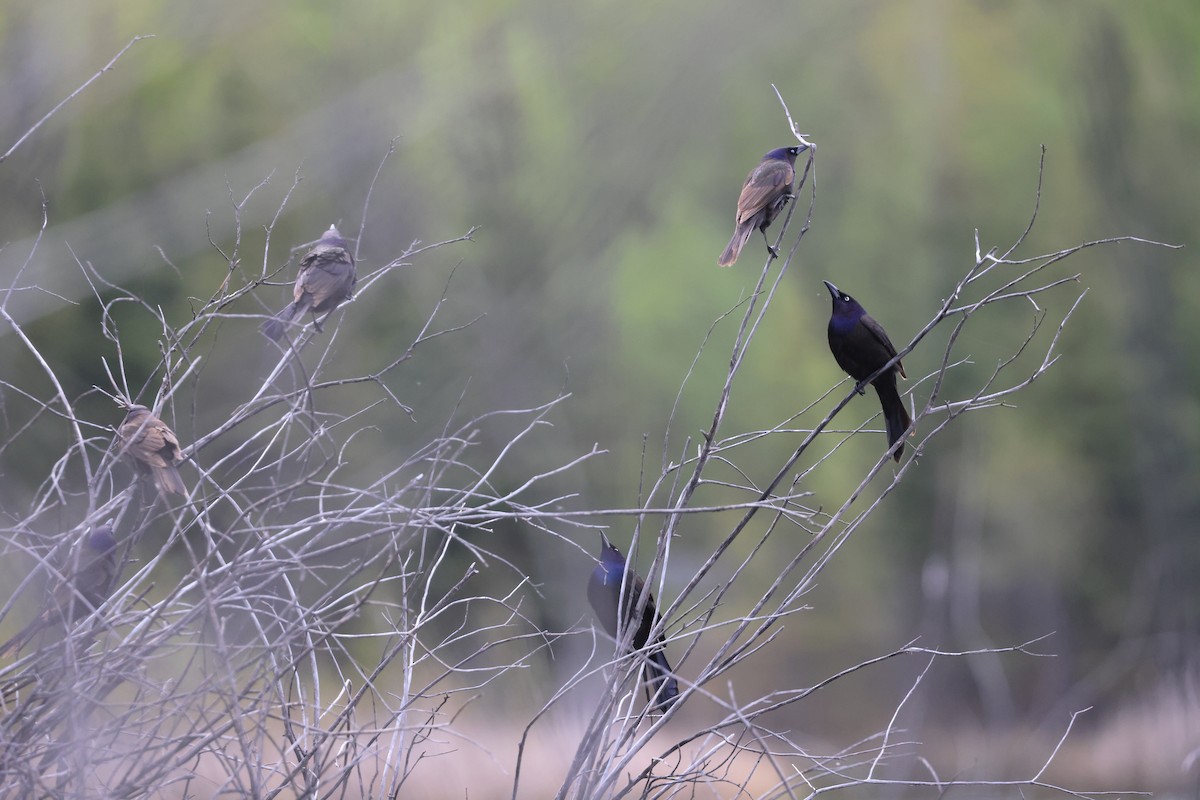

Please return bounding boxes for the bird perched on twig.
[718,145,807,267]
[823,280,912,461]
[118,405,186,496]
[586,533,680,713]
[261,225,357,340]
[0,525,120,658]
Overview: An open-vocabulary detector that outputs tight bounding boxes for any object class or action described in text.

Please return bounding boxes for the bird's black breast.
[587,567,622,638]
[828,316,895,382]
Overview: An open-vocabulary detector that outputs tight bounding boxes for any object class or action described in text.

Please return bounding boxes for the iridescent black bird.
[262,225,357,340]
[586,534,679,713]
[718,145,807,267]
[0,525,120,657]
[118,405,186,496]
[824,280,912,461]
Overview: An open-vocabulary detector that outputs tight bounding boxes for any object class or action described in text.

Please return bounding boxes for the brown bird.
[718,145,807,267]
[118,405,186,496]
[0,525,120,658]
[261,225,357,340]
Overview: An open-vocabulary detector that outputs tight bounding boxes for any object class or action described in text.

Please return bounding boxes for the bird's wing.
[64,547,118,616]
[151,423,182,464]
[292,249,321,303]
[624,573,651,609]
[735,161,794,225]
[119,418,151,452]
[294,247,343,295]
[861,314,906,378]
[301,246,353,274]
[300,251,355,304]
[123,420,180,468]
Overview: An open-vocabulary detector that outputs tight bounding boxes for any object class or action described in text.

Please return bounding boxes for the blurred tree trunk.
[1080,13,1200,680]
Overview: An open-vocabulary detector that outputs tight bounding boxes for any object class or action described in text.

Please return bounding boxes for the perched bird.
[118,405,186,496]
[0,525,120,657]
[587,534,679,713]
[718,145,807,267]
[261,225,357,340]
[824,280,912,461]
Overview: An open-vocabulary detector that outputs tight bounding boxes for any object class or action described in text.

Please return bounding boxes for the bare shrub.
[0,56,1179,800]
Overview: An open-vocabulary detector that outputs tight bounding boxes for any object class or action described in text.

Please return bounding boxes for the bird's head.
[823,280,865,316]
[764,145,808,165]
[88,525,117,554]
[597,532,619,556]
[596,532,626,568]
[320,225,348,249]
[123,405,150,420]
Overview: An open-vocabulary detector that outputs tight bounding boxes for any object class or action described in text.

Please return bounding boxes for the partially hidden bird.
[586,533,680,712]
[118,405,186,496]
[823,280,912,461]
[0,525,120,657]
[718,145,807,267]
[262,225,357,340]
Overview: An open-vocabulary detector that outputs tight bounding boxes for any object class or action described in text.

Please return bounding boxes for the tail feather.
[0,618,43,658]
[154,464,186,497]
[645,648,680,712]
[261,301,305,341]
[874,379,912,462]
[718,222,754,267]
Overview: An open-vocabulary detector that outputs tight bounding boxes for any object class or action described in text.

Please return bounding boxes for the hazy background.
[1,0,1196,794]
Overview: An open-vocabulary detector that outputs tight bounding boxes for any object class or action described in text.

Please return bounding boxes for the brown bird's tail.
[153,464,186,496]
[717,222,754,267]
[261,301,305,341]
[0,617,45,659]
[874,378,912,462]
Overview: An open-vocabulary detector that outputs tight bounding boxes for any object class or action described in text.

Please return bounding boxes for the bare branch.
[0,36,154,165]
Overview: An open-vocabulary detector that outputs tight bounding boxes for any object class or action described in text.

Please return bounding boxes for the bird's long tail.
[153,464,186,497]
[0,617,44,659]
[718,222,754,267]
[261,301,305,341]
[874,378,912,462]
[645,648,680,713]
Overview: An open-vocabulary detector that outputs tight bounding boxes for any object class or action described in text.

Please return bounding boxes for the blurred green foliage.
[0,0,1196,752]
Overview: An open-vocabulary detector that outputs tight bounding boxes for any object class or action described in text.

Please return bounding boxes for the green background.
[0,0,1196,792]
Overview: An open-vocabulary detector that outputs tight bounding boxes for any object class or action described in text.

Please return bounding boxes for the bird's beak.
[823,280,839,298]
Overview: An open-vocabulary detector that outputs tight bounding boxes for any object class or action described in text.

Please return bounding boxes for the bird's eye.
[841,295,850,302]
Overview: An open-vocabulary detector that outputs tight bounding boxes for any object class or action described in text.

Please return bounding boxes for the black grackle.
[0,525,120,657]
[824,280,912,461]
[586,534,680,713]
